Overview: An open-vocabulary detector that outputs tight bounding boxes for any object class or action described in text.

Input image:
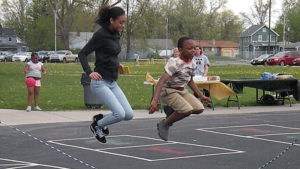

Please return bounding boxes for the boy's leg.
[164,111,191,126]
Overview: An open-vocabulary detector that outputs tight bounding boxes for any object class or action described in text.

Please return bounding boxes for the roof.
[145,39,174,50]
[0,28,16,37]
[69,32,93,49]
[240,24,279,37]
[194,40,239,48]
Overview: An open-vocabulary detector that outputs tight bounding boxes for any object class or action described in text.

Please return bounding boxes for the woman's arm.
[203,65,209,76]
[148,72,170,114]
[188,79,211,103]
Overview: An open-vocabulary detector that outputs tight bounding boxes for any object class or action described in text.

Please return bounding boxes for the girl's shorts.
[25,77,41,87]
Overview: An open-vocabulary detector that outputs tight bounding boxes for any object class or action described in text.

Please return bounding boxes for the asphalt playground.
[1,109,300,169]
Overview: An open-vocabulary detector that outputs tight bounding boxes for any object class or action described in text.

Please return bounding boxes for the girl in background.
[24,52,46,112]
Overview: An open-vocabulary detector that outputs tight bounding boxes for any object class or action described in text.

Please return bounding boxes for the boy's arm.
[188,79,211,103]
[148,72,170,114]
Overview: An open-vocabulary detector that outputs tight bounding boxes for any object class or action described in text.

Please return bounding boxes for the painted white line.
[252,132,300,137]
[171,141,243,152]
[197,129,252,139]
[148,151,245,162]
[95,150,154,161]
[48,135,244,162]
[0,158,69,169]
[197,124,269,130]
[266,124,300,130]
[98,143,176,150]
[197,127,300,147]
[250,137,300,147]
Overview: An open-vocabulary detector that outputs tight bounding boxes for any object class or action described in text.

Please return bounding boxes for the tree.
[286,3,300,42]
[240,0,270,26]
[123,0,149,60]
[24,0,57,51]
[217,10,243,41]
[0,0,30,41]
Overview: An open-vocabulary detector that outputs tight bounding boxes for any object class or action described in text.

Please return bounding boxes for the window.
[263,28,266,32]
[9,37,12,41]
[258,35,262,42]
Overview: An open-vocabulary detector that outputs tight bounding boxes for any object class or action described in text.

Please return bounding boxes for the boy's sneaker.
[157,119,169,141]
[93,114,109,136]
[90,122,106,143]
[34,106,42,111]
[26,106,31,112]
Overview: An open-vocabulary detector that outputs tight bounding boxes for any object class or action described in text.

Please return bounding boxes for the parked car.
[12,52,31,62]
[266,51,300,66]
[292,58,300,66]
[0,51,13,62]
[37,51,51,62]
[49,50,78,63]
[251,54,273,65]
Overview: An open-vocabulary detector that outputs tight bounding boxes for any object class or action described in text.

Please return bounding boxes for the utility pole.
[53,3,58,51]
[268,0,271,53]
[165,17,168,58]
[283,13,286,51]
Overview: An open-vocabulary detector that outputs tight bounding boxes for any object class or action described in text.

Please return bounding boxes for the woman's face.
[180,40,195,60]
[195,47,201,56]
[110,15,126,33]
[173,49,180,57]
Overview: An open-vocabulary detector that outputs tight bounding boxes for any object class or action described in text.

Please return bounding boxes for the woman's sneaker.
[90,122,106,143]
[93,114,109,136]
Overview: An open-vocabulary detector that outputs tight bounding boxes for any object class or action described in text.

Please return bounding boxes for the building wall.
[221,48,238,57]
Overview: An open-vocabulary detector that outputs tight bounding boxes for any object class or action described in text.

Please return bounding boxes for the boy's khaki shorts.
[160,87,204,114]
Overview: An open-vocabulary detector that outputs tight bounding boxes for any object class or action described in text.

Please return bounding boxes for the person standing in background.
[24,52,46,112]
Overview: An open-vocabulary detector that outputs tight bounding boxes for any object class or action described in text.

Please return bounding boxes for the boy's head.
[177,37,195,60]
[31,52,39,63]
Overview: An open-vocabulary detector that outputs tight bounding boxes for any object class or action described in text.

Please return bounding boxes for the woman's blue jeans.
[90,79,133,127]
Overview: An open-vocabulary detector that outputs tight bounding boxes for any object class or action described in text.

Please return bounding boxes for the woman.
[78,6,133,143]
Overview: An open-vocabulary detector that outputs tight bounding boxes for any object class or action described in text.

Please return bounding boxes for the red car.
[292,58,300,66]
[266,51,300,66]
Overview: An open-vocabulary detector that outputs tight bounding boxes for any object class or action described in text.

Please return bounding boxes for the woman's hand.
[200,96,211,104]
[148,100,159,114]
[89,72,102,80]
[119,64,124,74]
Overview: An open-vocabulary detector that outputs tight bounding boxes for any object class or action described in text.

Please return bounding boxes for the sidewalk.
[1,104,300,126]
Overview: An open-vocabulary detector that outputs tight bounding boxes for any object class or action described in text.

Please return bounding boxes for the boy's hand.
[148,100,159,114]
[200,96,211,104]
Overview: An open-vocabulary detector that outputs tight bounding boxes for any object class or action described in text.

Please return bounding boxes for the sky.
[225,0,283,27]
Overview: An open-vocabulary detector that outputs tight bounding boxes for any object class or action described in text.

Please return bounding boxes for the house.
[0,24,17,52]
[277,42,300,51]
[194,40,239,57]
[0,24,27,52]
[69,31,93,50]
[239,24,279,58]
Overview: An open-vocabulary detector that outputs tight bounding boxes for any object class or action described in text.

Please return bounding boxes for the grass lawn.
[1,61,300,111]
